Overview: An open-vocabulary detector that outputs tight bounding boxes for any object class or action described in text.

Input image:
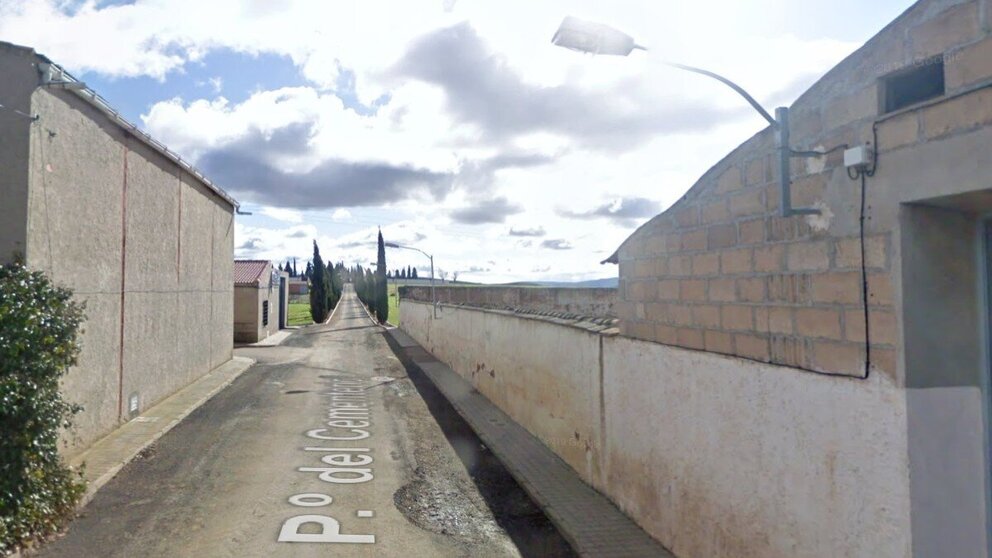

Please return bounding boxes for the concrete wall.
[399,285,618,318]
[0,43,37,262]
[602,336,909,558]
[400,300,608,485]
[19,82,234,453]
[400,301,911,557]
[899,201,991,557]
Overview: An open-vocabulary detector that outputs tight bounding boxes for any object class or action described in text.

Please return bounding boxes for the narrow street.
[38,286,573,557]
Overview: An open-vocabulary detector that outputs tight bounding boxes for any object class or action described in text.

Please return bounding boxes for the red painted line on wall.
[117,139,129,422]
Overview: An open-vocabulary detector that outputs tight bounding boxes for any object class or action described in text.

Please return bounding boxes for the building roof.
[0,41,238,210]
[234,260,271,286]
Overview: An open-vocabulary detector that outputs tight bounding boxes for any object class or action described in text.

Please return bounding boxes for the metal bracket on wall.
[776,106,823,218]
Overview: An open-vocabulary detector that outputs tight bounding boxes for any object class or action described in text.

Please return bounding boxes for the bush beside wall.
[0,262,86,553]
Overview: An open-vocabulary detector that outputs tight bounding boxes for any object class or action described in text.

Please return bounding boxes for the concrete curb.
[68,356,256,508]
[323,296,342,324]
[356,297,381,326]
[235,329,295,348]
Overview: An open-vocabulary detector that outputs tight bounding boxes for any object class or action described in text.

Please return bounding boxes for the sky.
[0,0,916,283]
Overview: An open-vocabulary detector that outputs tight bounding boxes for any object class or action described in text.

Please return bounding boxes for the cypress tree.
[309,241,328,322]
[375,231,388,323]
[332,263,344,300]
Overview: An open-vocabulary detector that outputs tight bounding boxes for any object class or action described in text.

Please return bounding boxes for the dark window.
[262,300,269,327]
[881,57,945,113]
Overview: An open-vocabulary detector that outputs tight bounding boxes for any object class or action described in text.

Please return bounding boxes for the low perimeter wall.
[400,299,911,558]
[399,285,617,318]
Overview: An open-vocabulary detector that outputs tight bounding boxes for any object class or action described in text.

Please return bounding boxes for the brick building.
[604,0,992,555]
[234,260,288,343]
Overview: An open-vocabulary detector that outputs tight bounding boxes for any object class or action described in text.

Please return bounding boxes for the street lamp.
[383,242,438,319]
[551,16,825,217]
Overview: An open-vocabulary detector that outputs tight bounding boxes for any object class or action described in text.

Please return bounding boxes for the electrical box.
[844,145,873,169]
[128,392,140,419]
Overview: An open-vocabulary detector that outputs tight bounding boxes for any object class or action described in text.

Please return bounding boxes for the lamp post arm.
[660,61,818,216]
[664,62,777,128]
[385,242,438,318]
[388,243,431,260]
[429,254,437,319]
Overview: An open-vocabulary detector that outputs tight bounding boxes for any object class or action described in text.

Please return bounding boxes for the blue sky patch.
[80,49,309,123]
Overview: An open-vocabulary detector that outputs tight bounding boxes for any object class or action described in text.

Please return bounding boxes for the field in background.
[288,302,312,326]
[388,283,400,324]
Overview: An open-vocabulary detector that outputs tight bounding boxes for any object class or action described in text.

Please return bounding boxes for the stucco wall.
[21,84,234,453]
[234,286,258,342]
[400,300,607,485]
[602,336,909,558]
[0,44,36,263]
[400,285,617,318]
[399,301,912,557]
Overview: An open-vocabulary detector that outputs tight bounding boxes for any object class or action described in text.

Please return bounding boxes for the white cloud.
[1,0,908,281]
[260,206,304,223]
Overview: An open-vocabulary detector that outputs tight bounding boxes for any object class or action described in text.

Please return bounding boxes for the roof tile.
[234,260,270,286]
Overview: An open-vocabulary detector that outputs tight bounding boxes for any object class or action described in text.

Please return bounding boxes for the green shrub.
[0,262,86,553]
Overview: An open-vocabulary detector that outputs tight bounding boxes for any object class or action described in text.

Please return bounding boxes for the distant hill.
[502,277,618,288]
[394,277,618,288]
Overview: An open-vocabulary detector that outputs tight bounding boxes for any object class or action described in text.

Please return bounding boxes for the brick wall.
[615,0,992,379]
[399,285,617,318]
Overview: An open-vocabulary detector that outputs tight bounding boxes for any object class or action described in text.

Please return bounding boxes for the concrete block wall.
[616,0,992,380]
[617,132,898,379]
[399,285,617,318]
[21,85,234,453]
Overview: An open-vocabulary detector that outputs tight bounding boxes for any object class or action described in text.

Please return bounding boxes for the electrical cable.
[845,141,875,380]
[859,170,871,379]
[865,122,879,177]
[791,143,849,158]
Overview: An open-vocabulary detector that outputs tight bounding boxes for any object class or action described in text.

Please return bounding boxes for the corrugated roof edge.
[3,41,239,210]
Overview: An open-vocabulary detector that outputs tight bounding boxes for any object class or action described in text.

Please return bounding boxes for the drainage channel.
[385,334,578,558]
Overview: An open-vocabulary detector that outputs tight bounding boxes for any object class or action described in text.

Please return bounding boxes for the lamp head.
[384,242,400,248]
[551,16,645,56]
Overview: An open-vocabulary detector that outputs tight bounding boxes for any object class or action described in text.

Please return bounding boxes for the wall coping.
[403,299,620,336]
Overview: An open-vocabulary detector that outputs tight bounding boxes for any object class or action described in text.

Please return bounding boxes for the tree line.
[307,241,343,323]
[304,230,393,324]
[386,266,418,279]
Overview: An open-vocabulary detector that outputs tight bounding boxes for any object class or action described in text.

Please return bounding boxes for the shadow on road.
[383,331,578,558]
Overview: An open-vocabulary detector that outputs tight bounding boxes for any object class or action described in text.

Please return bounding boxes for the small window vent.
[262,300,269,327]
[881,57,945,113]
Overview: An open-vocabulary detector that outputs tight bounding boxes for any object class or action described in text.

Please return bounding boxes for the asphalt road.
[38,286,573,557]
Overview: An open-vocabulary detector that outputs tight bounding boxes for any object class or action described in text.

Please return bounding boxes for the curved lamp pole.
[551,16,821,217]
[383,242,438,318]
